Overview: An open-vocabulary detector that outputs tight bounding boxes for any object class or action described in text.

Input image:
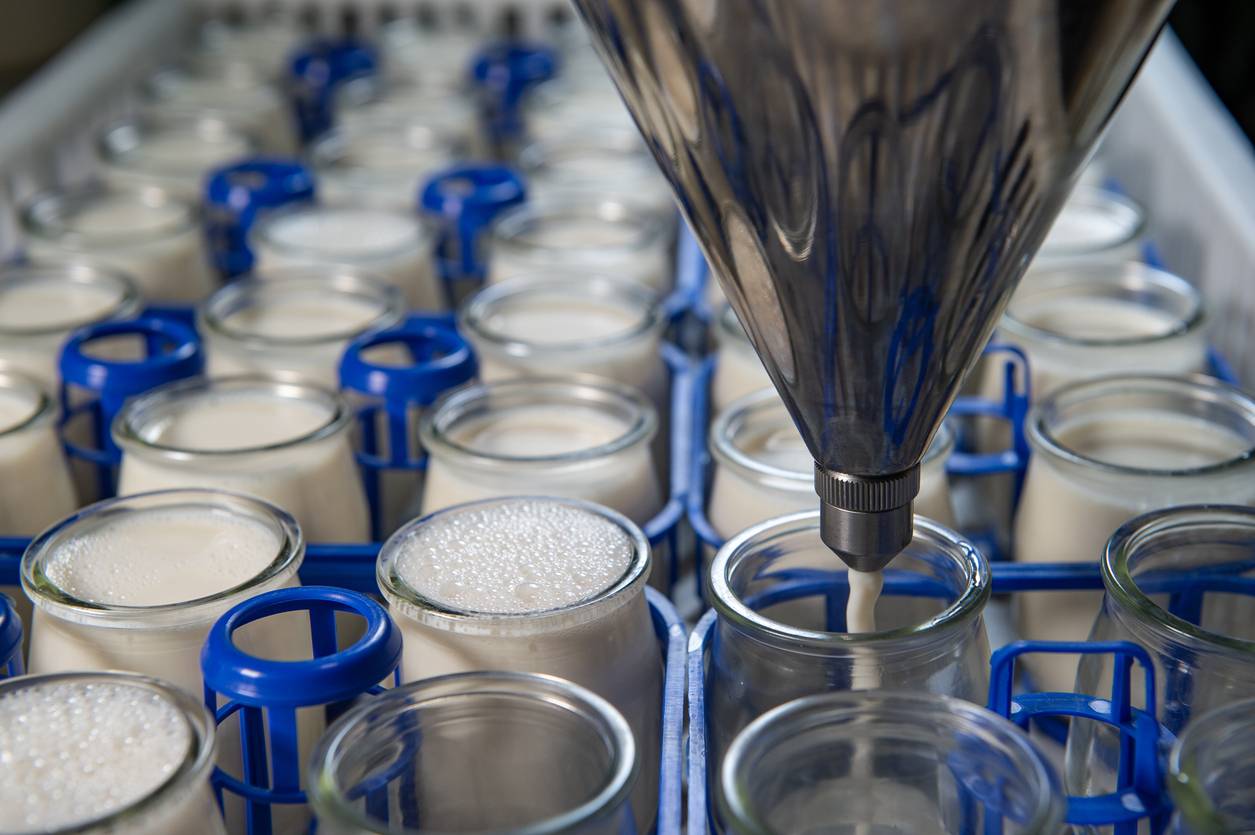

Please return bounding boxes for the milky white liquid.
[117,388,370,542]
[0,277,134,387]
[315,130,459,211]
[0,386,77,537]
[0,678,225,835]
[525,149,674,221]
[467,291,668,413]
[985,296,1206,403]
[1015,411,1255,691]
[488,210,671,293]
[254,207,443,310]
[382,498,661,829]
[422,401,663,526]
[206,293,395,388]
[707,396,955,542]
[24,194,216,303]
[99,128,253,203]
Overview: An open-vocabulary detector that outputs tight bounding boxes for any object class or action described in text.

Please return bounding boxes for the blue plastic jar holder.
[0,593,22,679]
[289,38,378,140]
[471,41,559,141]
[58,316,203,499]
[988,640,1172,833]
[338,315,476,538]
[420,163,526,292]
[201,586,402,835]
[204,158,316,279]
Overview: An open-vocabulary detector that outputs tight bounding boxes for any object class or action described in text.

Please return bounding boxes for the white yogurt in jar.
[1014,375,1255,691]
[22,186,216,303]
[0,373,78,537]
[201,268,404,388]
[461,274,668,412]
[311,120,465,210]
[143,69,297,154]
[97,117,255,203]
[707,389,956,543]
[1030,187,1146,270]
[23,489,304,693]
[114,377,371,542]
[420,379,664,527]
[711,303,773,412]
[988,263,1207,402]
[487,195,672,293]
[334,76,484,152]
[0,263,141,391]
[377,496,661,829]
[252,204,444,311]
[0,672,225,835]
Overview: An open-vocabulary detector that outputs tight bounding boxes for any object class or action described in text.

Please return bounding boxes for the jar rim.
[308,671,638,835]
[1037,187,1147,259]
[113,374,354,459]
[460,273,664,359]
[377,495,651,633]
[710,389,955,487]
[1002,261,1204,348]
[20,184,198,249]
[1026,374,1255,478]
[21,488,304,627]
[0,263,142,337]
[419,377,657,468]
[709,511,989,649]
[199,268,404,348]
[1104,504,1255,658]
[0,671,218,835]
[0,370,58,439]
[490,193,668,256]
[719,689,1064,835]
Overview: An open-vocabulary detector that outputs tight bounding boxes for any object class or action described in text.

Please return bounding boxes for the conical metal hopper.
[572,0,1173,570]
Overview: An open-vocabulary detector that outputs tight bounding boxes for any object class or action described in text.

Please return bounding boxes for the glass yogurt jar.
[21,184,216,303]
[251,203,444,311]
[0,263,141,389]
[200,267,404,388]
[377,496,661,829]
[708,390,956,544]
[711,303,773,412]
[1014,375,1255,692]
[419,378,663,526]
[1028,187,1147,271]
[0,370,77,537]
[0,671,225,835]
[487,194,673,293]
[142,67,297,154]
[310,120,466,210]
[96,116,255,202]
[113,376,371,542]
[309,672,639,835]
[460,274,668,413]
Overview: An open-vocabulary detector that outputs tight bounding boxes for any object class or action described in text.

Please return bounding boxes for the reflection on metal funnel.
[572,0,1172,570]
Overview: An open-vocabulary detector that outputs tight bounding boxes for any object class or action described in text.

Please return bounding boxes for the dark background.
[0,0,1252,143]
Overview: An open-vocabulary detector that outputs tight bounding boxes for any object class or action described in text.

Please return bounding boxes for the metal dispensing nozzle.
[572,0,1174,572]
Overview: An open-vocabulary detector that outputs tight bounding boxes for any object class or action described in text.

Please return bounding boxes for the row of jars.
[0,488,667,834]
[5,493,1255,833]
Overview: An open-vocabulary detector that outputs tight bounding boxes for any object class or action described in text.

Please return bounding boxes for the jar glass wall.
[719,691,1064,835]
[1169,697,1255,834]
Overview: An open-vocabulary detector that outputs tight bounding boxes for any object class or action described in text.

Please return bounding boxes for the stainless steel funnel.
[571,0,1172,570]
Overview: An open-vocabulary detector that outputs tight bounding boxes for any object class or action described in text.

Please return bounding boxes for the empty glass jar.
[1068,505,1255,801]
[1014,375,1255,692]
[1168,697,1255,834]
[487,194,673,293]
[707,511,991,774]
[719,691,1064,835]
[200,267,404,388]
[308,672,638,835]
